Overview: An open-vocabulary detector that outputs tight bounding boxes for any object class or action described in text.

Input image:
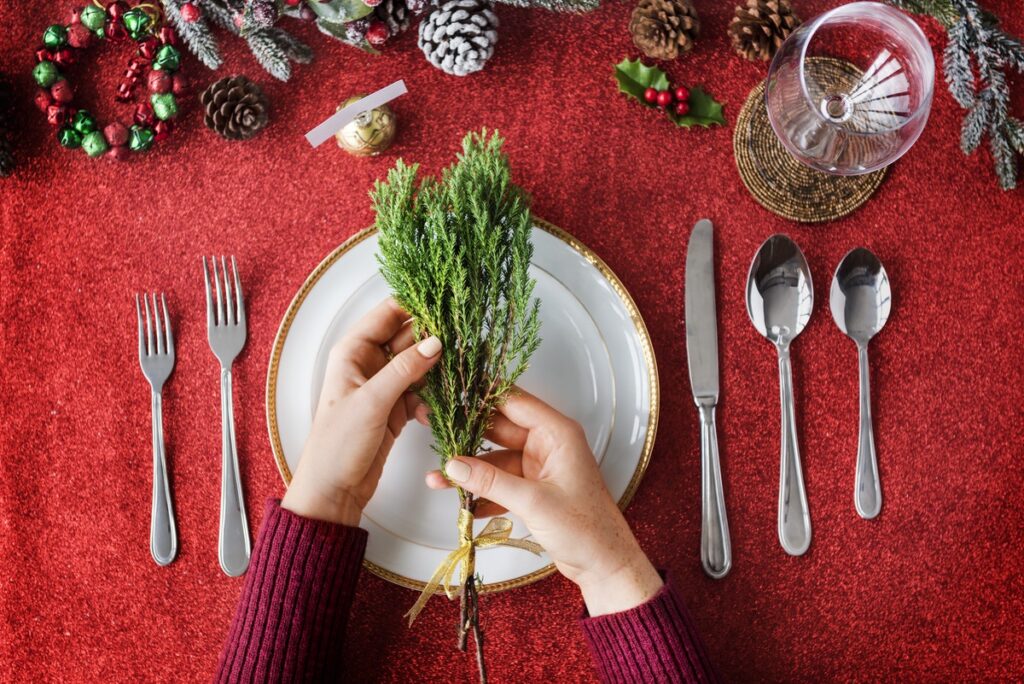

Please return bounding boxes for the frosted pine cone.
[418,0,498,76]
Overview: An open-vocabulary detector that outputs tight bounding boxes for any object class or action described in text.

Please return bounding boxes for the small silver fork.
[203,256,251,577]
[136,293,178,567]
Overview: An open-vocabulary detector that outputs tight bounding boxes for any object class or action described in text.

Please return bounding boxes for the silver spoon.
[829,247,891,520]
[746,235,813,556]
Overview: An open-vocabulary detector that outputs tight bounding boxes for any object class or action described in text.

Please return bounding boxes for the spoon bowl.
[746,235,813,556]
[830,247,890,520]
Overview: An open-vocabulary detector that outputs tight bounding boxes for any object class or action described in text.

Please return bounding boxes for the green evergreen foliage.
[373,131,541,472]
[888,0,1024,189]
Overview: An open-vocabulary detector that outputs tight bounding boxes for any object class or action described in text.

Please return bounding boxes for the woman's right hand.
[423,388,663,616]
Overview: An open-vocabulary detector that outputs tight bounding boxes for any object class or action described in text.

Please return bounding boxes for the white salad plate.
[267,220,659,593]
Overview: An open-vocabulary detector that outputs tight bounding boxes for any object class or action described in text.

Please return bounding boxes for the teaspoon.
[746,235,813,556]
[829,247,891,519]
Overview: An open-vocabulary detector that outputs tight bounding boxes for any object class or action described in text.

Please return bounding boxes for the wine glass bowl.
[765,2,935,174]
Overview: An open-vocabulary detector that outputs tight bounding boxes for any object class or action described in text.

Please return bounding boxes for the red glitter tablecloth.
[2,0,1023,681]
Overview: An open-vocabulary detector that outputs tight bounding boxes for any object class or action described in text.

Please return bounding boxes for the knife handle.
[698,401,731,579]
[777,348,811,556]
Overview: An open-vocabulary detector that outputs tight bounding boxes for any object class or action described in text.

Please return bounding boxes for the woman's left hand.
[281,298,441,526]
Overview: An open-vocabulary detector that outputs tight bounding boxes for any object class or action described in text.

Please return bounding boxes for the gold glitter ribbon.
[405,509,543,626]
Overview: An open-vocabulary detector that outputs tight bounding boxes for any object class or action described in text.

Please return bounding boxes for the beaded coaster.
[733,69,887,223]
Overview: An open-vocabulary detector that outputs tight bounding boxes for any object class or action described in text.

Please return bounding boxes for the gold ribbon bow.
[405,508,543,626]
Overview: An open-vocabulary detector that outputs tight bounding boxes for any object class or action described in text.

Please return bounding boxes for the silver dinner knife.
[685,219,732,579]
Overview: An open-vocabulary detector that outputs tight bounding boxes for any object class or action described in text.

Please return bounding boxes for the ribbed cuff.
[214,498,368,683]
[580,573,718,684]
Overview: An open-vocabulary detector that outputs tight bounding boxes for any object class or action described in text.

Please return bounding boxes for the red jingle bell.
[50,79,74,104]
[134,102,156,127]
[139,37,159,60]
[106,21,128,42]
[47,104,70,127]
[35,89,54,112]
[106,145,130,161]
[158,26,178,45]
[153,120,172,142]
[67,24,95,49]
[53,48,77,67]
[35,47,53,63]
[104,122,130,147]
[106,1,129,19]
[171,73,187,97]
[148,70,171,94]
[116,81,134,102]
[69,6,83,24]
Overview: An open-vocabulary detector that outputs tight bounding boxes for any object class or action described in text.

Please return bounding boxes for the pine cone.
[418,0,499,77]
[729,0,799,62]
[375,0,419,37]
[0,74,13,178]
[629,0,699,61]
[200,75,269,141]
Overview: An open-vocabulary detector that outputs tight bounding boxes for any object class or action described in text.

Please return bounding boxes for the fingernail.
[417,335,442,358]
[445,459,470,483]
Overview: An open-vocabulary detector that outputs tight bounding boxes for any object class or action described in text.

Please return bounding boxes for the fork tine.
[232,256,245,326]
[152,293,165,355]
[136,294,145,359]
[212,255,225,326]
[203,256,214,329]
[162,293,173,354]
[143,291,154,356]
[221,255,234,326]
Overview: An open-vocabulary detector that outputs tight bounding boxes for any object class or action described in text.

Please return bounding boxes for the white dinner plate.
[267,220,659,593]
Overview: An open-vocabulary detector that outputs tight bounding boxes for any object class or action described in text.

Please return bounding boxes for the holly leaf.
[671,86,726,128]
[306,0,374,23]
[614,58,726,129]
[614,58,670,100]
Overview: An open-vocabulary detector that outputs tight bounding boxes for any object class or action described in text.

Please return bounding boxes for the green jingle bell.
[43,24,69,50]
[79,5,106,31]
[121,8,152,40]
[152,44,181,72]
[129,124,155,152]
[58,126,83,149]
[150,93,178,121]
[33,60,60,88]
[71,110,98,135]
[81,131,109,158]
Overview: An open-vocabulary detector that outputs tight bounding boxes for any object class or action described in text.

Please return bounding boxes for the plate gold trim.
[265,218,660,594]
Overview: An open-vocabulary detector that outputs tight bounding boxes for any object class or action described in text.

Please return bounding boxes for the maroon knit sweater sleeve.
[579,575,719,684]
[214,499,367,683]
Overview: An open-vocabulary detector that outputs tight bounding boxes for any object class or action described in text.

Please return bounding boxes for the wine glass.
[765,1,935,175]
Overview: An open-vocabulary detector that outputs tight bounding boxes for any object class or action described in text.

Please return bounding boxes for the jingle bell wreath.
[31,2,187,160]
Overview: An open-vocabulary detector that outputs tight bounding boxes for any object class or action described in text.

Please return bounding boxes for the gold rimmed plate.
[266,219,659,594]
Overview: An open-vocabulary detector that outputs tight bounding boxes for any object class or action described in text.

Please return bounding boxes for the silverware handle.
[777,349,811,556]
[150,391,177,566]
[855,345,882,519]
[219,368,251,577]
[698,402,731,579]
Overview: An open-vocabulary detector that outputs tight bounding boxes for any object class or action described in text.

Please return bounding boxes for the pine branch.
[162,0,223,69]
[247,27,313,81]
[200,0,242,33]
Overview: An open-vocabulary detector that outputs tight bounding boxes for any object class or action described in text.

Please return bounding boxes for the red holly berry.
[285,0,301,4]
[148,70,172,94]
[35,89,54,112]
[363,0,383,6]
[643,87,658,104]
[365,20,390,46]
[656,90,673,108]
[674,101,690,116]
[51,79,74,104]
[180,2,201,22]
[171,73,187,97]
[104,122,130,147]
[674,86,690,103]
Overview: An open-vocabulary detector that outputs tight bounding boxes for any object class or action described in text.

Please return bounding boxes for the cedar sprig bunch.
[887,0,1024,189]
[372,130,541,682]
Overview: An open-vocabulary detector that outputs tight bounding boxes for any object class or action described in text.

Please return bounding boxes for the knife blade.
[686,219,719,400]
[685,218,731,579]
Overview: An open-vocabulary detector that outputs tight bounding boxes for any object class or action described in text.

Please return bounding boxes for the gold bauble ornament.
[334,95,397,157]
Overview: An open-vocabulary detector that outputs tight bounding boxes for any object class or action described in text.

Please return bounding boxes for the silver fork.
[203,256,251,577]
[136,293,178,567]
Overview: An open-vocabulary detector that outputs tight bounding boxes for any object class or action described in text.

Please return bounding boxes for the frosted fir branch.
[490,0,599,11]
[247,27,312,81]
[199,0,242,34]
[163,0,223,69]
